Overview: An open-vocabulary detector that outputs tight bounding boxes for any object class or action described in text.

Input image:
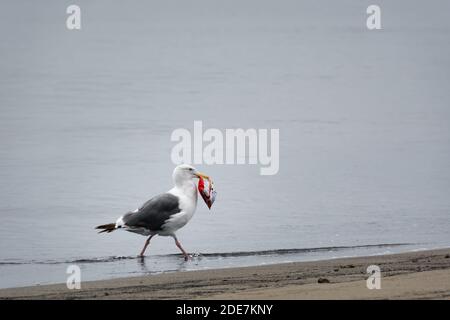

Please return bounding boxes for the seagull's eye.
[189,168,193,171]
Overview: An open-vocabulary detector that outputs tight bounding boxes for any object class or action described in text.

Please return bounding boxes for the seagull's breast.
[162,182,198,234]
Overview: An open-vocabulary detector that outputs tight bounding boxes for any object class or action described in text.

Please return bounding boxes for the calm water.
[1,0,450,288]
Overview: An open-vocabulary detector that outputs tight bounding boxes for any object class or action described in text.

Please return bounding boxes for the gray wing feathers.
[123,193,181,231]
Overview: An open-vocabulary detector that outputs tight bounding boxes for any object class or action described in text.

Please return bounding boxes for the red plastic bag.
[198,177,216,209]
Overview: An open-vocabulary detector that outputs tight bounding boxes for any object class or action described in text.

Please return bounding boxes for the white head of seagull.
[95,164,210,261]
[172,164,208,187]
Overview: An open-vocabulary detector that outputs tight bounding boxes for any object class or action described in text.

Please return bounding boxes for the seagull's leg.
[139,235,154,257]
[174,237,189,261]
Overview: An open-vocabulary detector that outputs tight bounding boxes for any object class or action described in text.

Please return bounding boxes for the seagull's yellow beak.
[195,171,210,180]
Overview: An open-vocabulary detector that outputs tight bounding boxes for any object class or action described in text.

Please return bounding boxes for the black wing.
[123,193,181,231]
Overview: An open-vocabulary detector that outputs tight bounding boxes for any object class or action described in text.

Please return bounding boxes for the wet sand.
[1,248,449,299]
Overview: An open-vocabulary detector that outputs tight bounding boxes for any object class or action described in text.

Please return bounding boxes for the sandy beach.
[1,248,449,300]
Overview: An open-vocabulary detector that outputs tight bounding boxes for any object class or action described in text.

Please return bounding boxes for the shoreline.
[1,248,449,299]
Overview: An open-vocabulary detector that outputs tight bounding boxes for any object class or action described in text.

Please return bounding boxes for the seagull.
[95,164,210,260]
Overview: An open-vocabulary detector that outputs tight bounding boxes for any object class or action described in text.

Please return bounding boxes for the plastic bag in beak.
[198,176,216,209]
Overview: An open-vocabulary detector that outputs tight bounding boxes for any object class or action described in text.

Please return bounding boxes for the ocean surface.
[1,0,449,289]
